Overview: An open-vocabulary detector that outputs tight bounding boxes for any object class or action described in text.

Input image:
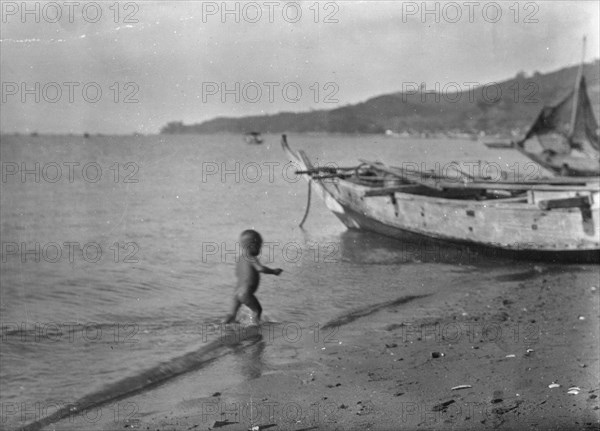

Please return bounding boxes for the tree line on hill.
[161,60,600,136]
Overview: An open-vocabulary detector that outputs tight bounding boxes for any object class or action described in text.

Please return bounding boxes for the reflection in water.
[338,229,598,265]
[232,332,266,380]
[338,229,517,266]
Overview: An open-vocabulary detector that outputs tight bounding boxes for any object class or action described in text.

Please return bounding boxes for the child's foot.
[221,315,239,324]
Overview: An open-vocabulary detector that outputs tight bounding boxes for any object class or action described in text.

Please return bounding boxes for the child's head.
[240,229,263,256]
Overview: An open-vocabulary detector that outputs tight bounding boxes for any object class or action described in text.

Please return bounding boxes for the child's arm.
[250,258,283,275]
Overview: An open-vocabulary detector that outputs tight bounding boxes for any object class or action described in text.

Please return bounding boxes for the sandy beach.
[40,262,599,431]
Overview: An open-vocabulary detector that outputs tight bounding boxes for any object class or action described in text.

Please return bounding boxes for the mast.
[569,36,586,138]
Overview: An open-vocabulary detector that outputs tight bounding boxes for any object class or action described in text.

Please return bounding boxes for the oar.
[359,159,443,190]
[449,161,475,180]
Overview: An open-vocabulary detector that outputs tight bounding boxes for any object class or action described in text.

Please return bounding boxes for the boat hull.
[516,149,599,177]
[316,179,599,251]
[327,191,599,262]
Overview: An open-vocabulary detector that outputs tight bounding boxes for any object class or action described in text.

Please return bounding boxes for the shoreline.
[29,263,599,431]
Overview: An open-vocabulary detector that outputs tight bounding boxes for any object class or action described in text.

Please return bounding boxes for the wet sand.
[39,263,599,431]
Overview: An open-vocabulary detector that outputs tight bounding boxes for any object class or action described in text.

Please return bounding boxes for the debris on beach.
[567,387,581,395]
[356,401,374,416]
[451,385,472,391]
[578,315,585,320]
[209,420,232,429]
[548,383,560,389]
[432,400,455,411]
[431,352,445,358]
[505,354,516,358]
[491,400,522,416]
[491,390,503,403]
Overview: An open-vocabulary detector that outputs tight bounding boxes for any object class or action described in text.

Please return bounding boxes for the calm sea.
[0,133,548,426]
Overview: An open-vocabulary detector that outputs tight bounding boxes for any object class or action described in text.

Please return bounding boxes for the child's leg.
[223,296,242,323]
[243,294,262,323]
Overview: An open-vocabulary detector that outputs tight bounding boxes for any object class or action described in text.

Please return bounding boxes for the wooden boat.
[514,39,599,177]
[281,135,600,259]
[514,74,599,176]
[244,131,264,145]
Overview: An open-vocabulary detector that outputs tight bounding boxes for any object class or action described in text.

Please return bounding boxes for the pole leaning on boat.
[281,134,313,228]
[569,36,586,138]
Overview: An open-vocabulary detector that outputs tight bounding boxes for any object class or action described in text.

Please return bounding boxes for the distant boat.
[514,38,599,177]
[244,132,264,145]
[282,134,599,259]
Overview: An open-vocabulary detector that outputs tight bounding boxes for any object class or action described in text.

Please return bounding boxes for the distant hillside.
[161,60,600,136]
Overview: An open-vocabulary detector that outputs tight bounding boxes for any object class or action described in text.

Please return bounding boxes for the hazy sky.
[1,1,599,133]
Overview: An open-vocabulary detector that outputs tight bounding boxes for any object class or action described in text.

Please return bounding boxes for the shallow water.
[0,133,553,424]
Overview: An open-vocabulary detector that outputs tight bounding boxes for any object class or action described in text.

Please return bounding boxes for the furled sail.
[517,75,599,176]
